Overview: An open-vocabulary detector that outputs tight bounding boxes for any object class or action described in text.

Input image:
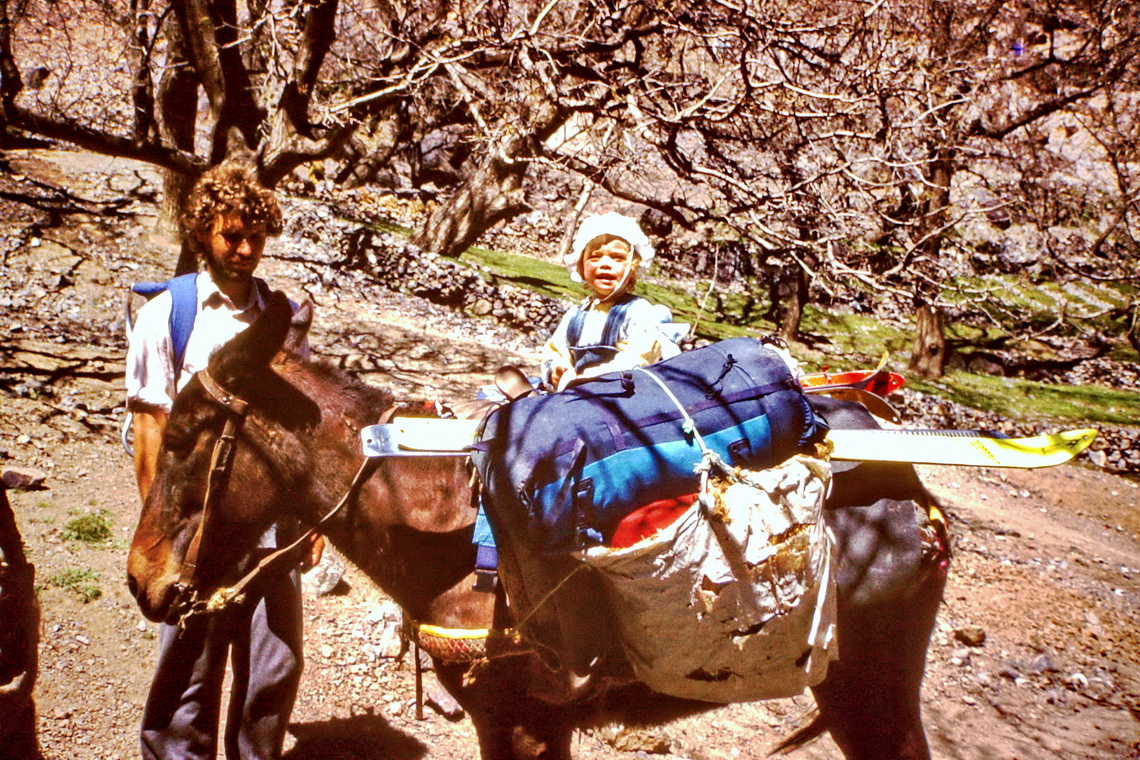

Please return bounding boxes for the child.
[541,212,686,391]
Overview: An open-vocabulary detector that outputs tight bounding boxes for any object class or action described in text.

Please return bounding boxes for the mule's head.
[127,293,319,623]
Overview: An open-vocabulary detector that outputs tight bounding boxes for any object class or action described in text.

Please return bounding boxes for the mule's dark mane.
[275,353,396,420]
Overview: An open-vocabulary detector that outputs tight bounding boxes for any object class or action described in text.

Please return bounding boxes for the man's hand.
[301,533,325,571]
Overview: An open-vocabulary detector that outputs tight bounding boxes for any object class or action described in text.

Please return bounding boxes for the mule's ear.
[282,300,313,355]
[212,292,293,380]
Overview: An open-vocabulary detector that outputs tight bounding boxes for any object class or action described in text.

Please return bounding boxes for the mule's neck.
[286,363,479,619]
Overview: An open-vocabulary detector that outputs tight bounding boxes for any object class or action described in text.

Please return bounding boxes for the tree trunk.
[130,0,157,146]
[909,304,947,378]
[0,0,22,121]
[776,265,808,342]
[157,14,200,275]
[1127,301,1140,355]
[558,180,594,265]
[411,153,528,258]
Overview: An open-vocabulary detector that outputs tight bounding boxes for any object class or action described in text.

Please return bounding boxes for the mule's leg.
[813,496,949,760]
[812,572,945,760]
[435,659,575,760]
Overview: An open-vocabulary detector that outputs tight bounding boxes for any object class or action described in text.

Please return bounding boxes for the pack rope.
[631,366,732,494]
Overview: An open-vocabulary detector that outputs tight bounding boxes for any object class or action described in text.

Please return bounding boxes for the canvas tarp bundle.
[472,337,828,555]
[578,457,837,703]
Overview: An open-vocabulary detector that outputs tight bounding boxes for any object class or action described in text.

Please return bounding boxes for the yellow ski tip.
[991,428,1098,457]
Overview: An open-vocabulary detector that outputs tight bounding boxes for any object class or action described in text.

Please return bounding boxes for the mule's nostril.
[127,573,139,599]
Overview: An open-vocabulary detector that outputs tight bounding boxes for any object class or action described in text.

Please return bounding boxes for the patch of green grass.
[798,308,912,368]
[635,279,775,341]
[460,245,585,302]
[62,510,114,544]
[909,370,1140,427]
[42,568,102,603]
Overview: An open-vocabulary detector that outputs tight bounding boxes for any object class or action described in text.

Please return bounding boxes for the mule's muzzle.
[127,567,185,624]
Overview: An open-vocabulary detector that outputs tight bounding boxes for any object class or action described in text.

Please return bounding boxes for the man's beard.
[204,254,255,286]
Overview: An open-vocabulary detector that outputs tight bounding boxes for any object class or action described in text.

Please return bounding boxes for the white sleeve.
[125,293,177,412]
[618,300,675,353]
[539,307,577,386]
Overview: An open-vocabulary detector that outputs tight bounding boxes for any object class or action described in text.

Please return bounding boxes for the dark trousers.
[140,569,303,760]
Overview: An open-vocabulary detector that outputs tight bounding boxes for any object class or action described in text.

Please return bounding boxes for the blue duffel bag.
[472,337,829,555]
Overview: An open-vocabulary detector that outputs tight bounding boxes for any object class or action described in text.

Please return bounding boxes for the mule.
[127,293,950,760]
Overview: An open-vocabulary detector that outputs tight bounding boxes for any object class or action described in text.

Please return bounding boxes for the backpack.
[468,337,830,682]
[472,337,828,555]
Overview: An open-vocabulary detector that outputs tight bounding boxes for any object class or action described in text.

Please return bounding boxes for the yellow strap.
[417,623,495,640]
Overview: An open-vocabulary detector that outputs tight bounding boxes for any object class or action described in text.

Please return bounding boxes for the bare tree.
[0,0,351,230]
[1,0,1137,360]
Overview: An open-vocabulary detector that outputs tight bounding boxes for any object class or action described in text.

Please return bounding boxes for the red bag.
[609,494,697,548]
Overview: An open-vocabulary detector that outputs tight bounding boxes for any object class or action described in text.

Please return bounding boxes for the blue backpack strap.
[131,273,199,375]
[163,273,199,374]
[599,294,639,348]
[565,303,588,350]
[472,500,498,592]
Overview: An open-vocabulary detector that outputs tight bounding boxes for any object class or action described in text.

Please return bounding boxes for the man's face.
[198,212,267,285]
[582,238,636,300]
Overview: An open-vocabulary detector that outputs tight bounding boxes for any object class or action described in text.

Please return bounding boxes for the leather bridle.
[170,367,381,626]
[174,368,249,597]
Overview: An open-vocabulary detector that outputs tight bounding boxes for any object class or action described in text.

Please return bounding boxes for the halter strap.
[206,455,381,612]
[177,368,250,591]
[198,367,249,415]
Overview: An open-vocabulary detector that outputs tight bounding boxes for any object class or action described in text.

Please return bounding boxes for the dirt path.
[1,149,1137,759]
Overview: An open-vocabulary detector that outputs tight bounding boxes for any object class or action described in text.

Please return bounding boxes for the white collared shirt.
[126,270,300,412]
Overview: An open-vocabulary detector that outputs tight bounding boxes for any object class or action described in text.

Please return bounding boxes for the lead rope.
[177,456,381,627]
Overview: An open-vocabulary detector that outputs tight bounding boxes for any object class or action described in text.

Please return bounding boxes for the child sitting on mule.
[541,212,686,391]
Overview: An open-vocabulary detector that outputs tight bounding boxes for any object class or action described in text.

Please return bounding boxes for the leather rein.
[172,367,382,625]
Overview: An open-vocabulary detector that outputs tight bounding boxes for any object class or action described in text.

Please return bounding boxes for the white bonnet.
[565,212,655,283]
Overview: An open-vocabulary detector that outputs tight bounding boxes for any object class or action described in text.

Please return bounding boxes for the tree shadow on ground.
[284,713,427,760]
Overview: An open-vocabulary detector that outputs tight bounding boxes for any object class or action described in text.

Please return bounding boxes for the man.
[126,161,320,760]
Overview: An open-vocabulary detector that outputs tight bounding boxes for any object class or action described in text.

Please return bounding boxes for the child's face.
[582,238,636,299]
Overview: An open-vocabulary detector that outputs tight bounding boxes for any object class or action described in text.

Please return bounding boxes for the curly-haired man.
[126,161,320,760]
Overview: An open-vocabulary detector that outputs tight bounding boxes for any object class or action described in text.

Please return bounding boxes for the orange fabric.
[609,494,698,548]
